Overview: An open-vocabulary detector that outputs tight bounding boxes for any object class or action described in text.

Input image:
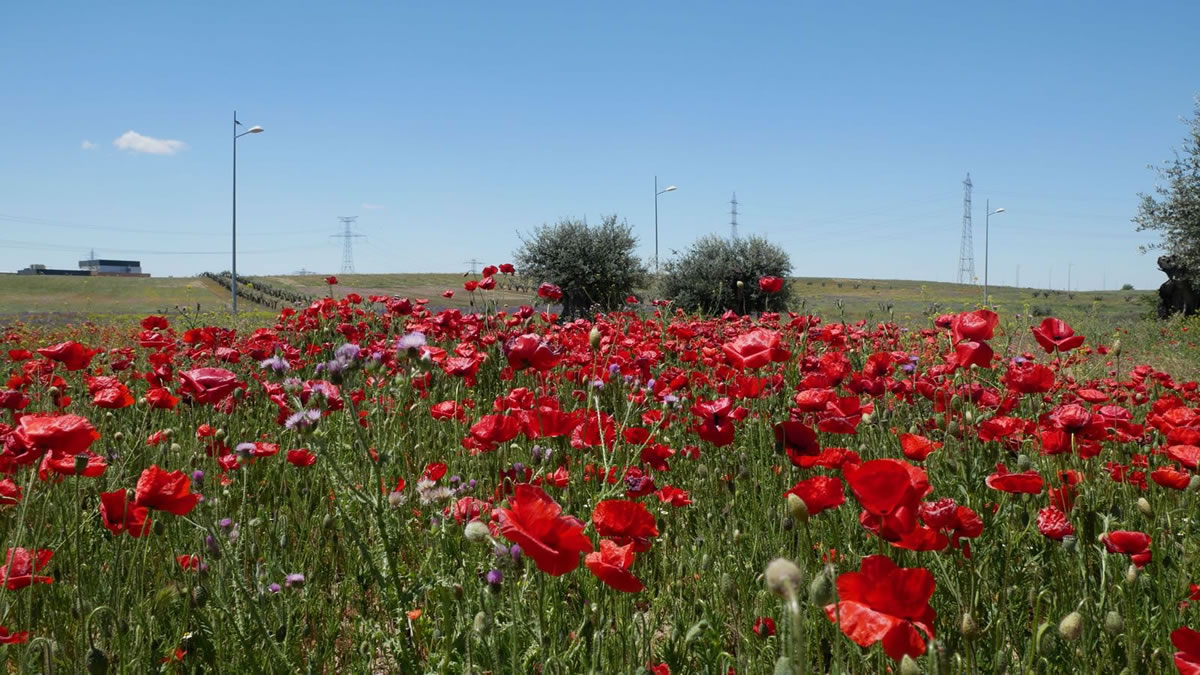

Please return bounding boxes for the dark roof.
[79,259,141,266]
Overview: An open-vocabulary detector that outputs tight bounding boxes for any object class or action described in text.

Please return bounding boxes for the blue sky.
[1,1,1197,290]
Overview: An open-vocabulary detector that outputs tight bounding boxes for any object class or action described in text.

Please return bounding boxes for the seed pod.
[1058,611,1083,641]
[1103,610,1123,636]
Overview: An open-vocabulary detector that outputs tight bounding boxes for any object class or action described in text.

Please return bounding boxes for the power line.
[0,213,327,237]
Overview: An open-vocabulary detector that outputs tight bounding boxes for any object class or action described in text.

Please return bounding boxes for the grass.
[0,275,275,318]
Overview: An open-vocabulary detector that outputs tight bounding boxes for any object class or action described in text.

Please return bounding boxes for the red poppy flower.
[722,329,782,370]
[954,340,993,369]
[479,276,497,291]
[824,555,936,661]
[146,387,179,410]
[178,368,242,405]
[1151,467,1190,490]
[758,276,784,294]
[537,283,564,301]
[499,263,515,274]
[15,414,100,456]
[39,449,107,480]
[99,490,152,537]
[592,499,659,552]
[784,476,845,516]
[36,341,100,371]
[899,433,941,461]
[497,484,593,576]
[0,625,28,644]
[442,290,454,298]
[0,389,30,411]
[0,548,54,590]
[753,616,777,637]
[1102,530,1152,568]
[1172,626,1200,674]
[504,334,562,372]
[775,420,820,464]
[0,478,22,505]
[819,396,871,434]
[325,276,338,285]
[134,465,200,516]
[1031,317,1085,353]
[985,463,1044,494]
[844,459,927,517]
[655,486,692,507]
[1036,506,1074,540]
[951,309,998,342]
[584,539,644,593]
[1166,445,1200,470]
[468,414,523,452]
[692,398,736,447]
[1003,362,1055,394]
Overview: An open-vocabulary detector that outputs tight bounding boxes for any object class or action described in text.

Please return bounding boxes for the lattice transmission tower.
[730,192,739,240]
[331,216,364,274]
[956,173,976,284]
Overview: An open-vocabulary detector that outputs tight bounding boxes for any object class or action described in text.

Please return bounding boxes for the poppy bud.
[74,453,90,475]
[1037,622,1055,655]
[48,386,61,398]
[1125,564,1138,584]
[960,612,979,638]
[1191,475,1200,492]
[464,520,490,543]
[720,572,734,596]
[1111,339,1121,356]
[1058,611,1083,641]
[473,611,491,635]
[170,443,182,453]
[233,387,245,400]
[1136,497,1152,516]
[113,432,124,442]
[153,519,165,536]
[1017,454,1031,471]
[964,409,974,424]
[452,583,464,601]
[772,656,793,675]
[589,326,602,350]
[215,428,227,441]
[808,565,836,606]
[764,558,804,599]
[737,280,744,289]
[899,654,922,675]
[86,647,110,675]
[1103,610,1123,635]
[861,412,874,425]
[787,493,809,524]
[191,585,209,608]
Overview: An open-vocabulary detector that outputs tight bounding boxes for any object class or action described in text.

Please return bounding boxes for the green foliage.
[1121,283,1135,291]
[514,215,647,318]
[657,235,792,314]
[1135,95,1200,281]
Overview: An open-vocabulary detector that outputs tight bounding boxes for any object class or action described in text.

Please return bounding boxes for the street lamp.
[983,200,1005,306]
[232,111,264,314]
[654,176,676,274]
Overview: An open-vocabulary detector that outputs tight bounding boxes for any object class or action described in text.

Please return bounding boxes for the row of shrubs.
[200,272,315,311]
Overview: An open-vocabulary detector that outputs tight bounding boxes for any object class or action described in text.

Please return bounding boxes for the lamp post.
[983,199,1005,306]
[232,111,264,314]
[654,176,676,274]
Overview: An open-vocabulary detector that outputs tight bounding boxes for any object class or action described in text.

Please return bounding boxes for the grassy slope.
[0,275,273,317]
[0,272,1157,325]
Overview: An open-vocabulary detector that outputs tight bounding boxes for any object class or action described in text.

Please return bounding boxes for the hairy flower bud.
[900,654,922,675]
[1103,610,1123,636]
[786,493,809,524]
[807,564,837,606]
[764,558,804,599]
[1136,497,1152,517]
[1125,564,1138,584]
[1111,339,1121,356]
[589,326,602,350]
[960,612,979,638]
[1058,611,1083,641]
[464,520,491,543]
[473,611,491,635]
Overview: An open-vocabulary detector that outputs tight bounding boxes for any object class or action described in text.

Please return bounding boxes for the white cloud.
[112,130,187,155]
[362,203,385,210]
[81,140,97,150]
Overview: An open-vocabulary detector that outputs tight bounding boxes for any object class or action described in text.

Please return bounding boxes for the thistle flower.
[285,409,321,432]
[764,558,804,599]
[284,573,305,589]
[259,355,290,375]
[334,343,361,362]
[396,332,427,352]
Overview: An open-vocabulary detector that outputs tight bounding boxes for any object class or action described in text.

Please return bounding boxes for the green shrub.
[657,235,792,314]
[514,215,647,319]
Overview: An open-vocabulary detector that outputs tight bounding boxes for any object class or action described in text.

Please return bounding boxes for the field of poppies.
[1,270,1199,674]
